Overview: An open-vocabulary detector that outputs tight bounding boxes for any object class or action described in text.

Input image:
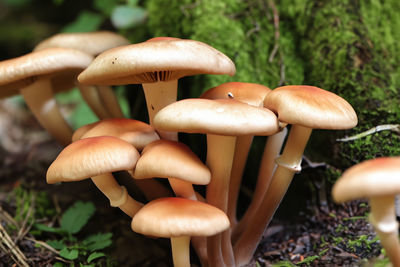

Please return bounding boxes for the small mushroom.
[34,31,130,119]
[73,118,172,200]
[78,37,236,140]
[47,136,143,217]
[0,48,93,145]
[154,98,279,267]
[133,139,211,200]
[233,85,358,266]
[332,157,400,267]
[131,197,230,267]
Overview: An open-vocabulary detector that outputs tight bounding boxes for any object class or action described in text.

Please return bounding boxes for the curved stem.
[227,135,254,226]
[232,127,287,243]
[369,196,400,267]
[78,85,112,119]
[91,173,143,217]
[97,85,125,118]
[20,78,72,146]
[168,178,197,200]
[171,236,191,267]
[142,80,178,140]
[234,125,312,266]
[133,178,173,201]
[206,134,236,267]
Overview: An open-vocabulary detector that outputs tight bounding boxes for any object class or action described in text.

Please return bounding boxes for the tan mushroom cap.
[46,136,140,184]
[77,38,236,85]
[0,48,93,97]
[153,98,279,136]
[332,157,400,203]
[78,118,160,150]
[264,85,358,129]
[34,31,130,56]
[131,197,230,238]
[133,140,211,185]
[201,82,271,107]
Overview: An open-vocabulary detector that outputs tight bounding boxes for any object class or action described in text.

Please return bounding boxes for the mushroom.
[200,81,273,226]
[133,139,211,200]
[332,157,400,266]
[154,98,279,267]
[74,118,172,200]
[233,85,358,266]
[78,37,236,140]
[34,31,130,119]
[46,136,143,217]
[0,48,93,145]
[131,197,230,267]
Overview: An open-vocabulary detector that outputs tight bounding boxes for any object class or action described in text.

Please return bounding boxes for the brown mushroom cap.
[264,85,357,129]
[34,31,130,56]
[78,118,160,150]
[201,82,271,107]
[77,38,236,85]
[153,98,279,136]
[46,136,140,184]
[332,157,400,203]
[133,140,210,185]
[131,197,230,237]
[0,48,93,87]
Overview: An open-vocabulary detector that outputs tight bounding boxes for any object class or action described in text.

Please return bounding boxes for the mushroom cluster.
[3,31,378,267]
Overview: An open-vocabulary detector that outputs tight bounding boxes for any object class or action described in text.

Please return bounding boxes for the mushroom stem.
[97,85,124,118]
[206,134,236,267]
[234,125,312,266]
[170,236,191,267]
[232,127,287,243]
[142,80,178,140]
[227,135,254,226]
[20,78,72,146]
[78,84,113,119]
[134,178,173,201]
[369,196,400,266]
[168,178,197,200]
[91,173,143,217]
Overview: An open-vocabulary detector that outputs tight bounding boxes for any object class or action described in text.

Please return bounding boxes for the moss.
[280,0,400,167]
[145,0,304,97]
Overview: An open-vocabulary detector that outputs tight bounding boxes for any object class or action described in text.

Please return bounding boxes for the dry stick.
[0,223,30,267]
[15,193,36,243]
[336,124,400,142]
[234,125,312,266]
[232,127,287,243]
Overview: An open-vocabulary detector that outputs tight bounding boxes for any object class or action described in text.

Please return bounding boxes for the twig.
[336,124,400,142]
[24,237,59,255]
[302,155,328,169]
[0,223,30,267]
[15,193,36,243]
[0,206,18,227]
[268,0,280,63]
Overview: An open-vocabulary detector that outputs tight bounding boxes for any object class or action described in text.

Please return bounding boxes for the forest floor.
[0,99,391,267]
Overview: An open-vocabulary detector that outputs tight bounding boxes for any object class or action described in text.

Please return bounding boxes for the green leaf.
[62,11,104,33]
[47,240,66,250]
[59,247,79,260]
[53,262,65,267]
[34,223,65,234]
[87,252,106,263]
[82,233,113,251]
[60,201,96,235]
[110,5,147,29]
